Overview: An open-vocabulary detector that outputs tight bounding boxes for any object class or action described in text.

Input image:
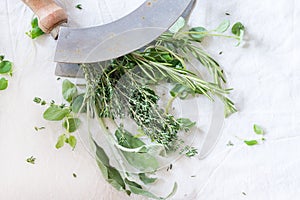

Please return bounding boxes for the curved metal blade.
[54,0,193,63]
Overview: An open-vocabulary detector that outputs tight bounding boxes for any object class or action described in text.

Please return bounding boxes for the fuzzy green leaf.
[56,134,66,149]
[138,173,157,185]
[189,27,207,42]
[0,77,8,90]
[62,79,78,102]
[215,20,230,33]
[71,94,86,113]
[63,117,81,133]
[169,17,185,33]
[43,105,70,121]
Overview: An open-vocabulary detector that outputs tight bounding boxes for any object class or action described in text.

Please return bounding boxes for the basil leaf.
[26,17,44,39]
[138,173,157,185]
[43,105,70,121]
[244,140,258,146]
[63,117,81,133]
[215,20,230,33]
[62,79,78,102]
[253,124,264,135]
[0,77,8,90]
[71,94,86,113]
[169,17,185,33]
[0,61,12,74]
[189,27,207,42]
[56,134,66,149]
[232,22,245,36]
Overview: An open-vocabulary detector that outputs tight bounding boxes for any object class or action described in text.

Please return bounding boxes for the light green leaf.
[253,124,264,135]
[68,135,77,149]
[169,17,185,33]
[43,105,70,121]
[0,61,12,74]
[138,173,157,185]
[231,22,245,36]
[189,27,207,42]
[244,140,258,146]
[62,79,78,102]
[56,134,66,149]
[26,17,44,39]
[0,77,8,90]
[63,117,81,133]
[170,84,195,99]
[177,118,196,131]
[71,94,86,113]
[215,20,230,33]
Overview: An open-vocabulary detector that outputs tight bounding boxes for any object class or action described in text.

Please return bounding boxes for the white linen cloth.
[0,0,299,199]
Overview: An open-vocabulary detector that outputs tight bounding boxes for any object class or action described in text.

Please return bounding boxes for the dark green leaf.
[68,135,77,149]
[75,4,82,10]
[71,94,86,113]
[62,79,78,102]
[63,117,81,133]
[107,167,126,191]
[43,105,70,121]
[0,61,12,74]
[231,22,245,36]
[253,124,264,135]
[244,140,258,146]
[125,178,142,189]
[0,55,4,61]
[0,77,8,90]
[215,20,230,33]
[177,118,196,131]
[56,134,66,149]
[26,156,36,164]
[138,173,157,185]
[189,27,207,42]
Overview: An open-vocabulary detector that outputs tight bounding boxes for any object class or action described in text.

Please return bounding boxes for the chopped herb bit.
[242,192,246,195]
[73,173,77,178]
[57,77,61,80]
[262,137,266,141]
[170,164,173,170]
[75,4,82,10]
[227,140,234,146]
[253,124,264,135]
[34,126,45,131]
[225,12,230,16]
[219,51,223,55]
[191,175,196,178]
[244,140,258,146]
[26,156,36,164]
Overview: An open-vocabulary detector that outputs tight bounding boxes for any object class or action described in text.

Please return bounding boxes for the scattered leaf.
[26,156,36,164]
[26,17,44,39]
[62,79,78,102]
[244,140,258,146]
[55,134,67,149]
[0,77,8,90]
[63,117,81,133]
[0,60,12,74]
[232,22,245,36]
[253,124,264,135]
[43,105,70,121]
[68,135,77,149]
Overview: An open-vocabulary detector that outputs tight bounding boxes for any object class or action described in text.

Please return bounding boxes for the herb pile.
[0,55,13,91]
[35,18,244,199]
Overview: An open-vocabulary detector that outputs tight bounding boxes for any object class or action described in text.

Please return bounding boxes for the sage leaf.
[215,20,230,33]
[62,79,78,102]
[177,118,196,131]
[169,17,185,33]
[68,135,77,149]
[63,117,81,133]
[189,27,207,42]
[0,77,8,90]
[0,61,12,74]
[71,94,86,113]
[43,105,70,121]
[253,124,264,135]
[244,140,258,146]
[56,134,66,149]
[138,173,157,185]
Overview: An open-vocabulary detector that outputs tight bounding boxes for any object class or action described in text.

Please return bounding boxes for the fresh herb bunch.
[36,18,245,199]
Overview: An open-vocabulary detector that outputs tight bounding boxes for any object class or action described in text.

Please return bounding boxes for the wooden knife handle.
[22,0,67,33]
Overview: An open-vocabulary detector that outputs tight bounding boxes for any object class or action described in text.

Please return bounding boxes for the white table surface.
[1,0,300,199]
